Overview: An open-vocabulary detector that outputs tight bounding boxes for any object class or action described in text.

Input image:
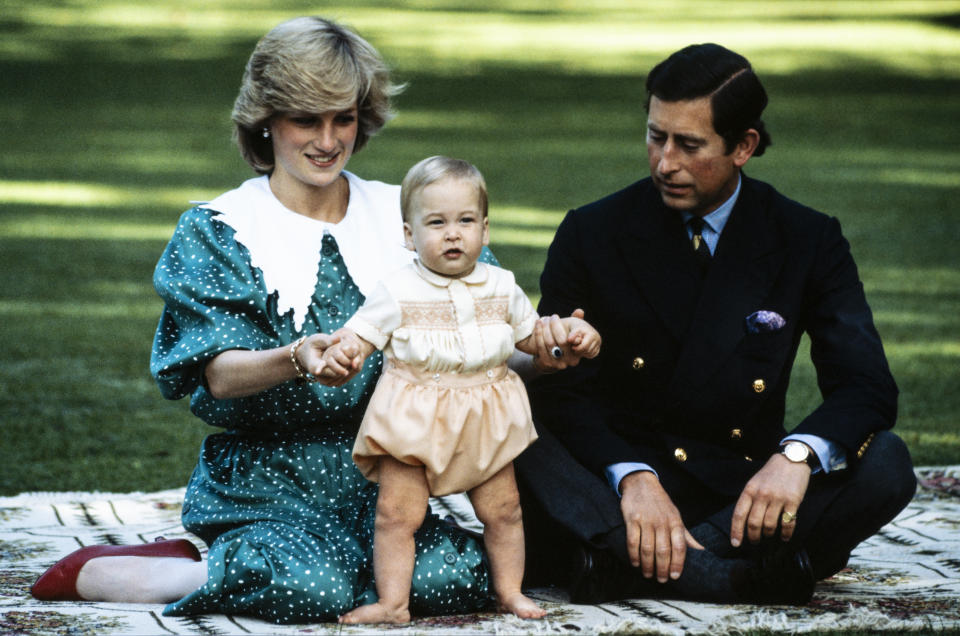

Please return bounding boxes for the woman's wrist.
[290,335,320,384]
[207,345,304,399]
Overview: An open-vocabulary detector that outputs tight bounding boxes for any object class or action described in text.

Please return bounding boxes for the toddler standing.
[324,156,601,623]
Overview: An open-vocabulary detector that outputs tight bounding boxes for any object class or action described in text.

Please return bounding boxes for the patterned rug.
[2,466,959,635]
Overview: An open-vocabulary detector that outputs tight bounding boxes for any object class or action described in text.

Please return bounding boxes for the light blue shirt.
[679,176,740,256]
[605,175,846,495]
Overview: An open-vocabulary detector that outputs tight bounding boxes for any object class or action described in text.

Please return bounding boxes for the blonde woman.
[30,17,581,624]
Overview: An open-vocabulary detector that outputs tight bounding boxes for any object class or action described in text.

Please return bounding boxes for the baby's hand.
[322,328,367,378]
[563,317,601,359]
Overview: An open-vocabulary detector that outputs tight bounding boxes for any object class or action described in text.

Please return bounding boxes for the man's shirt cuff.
[783,433,847,473]
[605,462,658,496]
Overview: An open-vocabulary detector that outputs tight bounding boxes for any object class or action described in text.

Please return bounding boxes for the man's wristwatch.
[780,441,819,470]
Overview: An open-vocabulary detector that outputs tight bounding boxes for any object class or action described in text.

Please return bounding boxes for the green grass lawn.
[1,1,958,495]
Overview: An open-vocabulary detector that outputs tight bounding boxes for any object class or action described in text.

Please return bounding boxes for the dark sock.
[689,520,736,556]
[665,545,749,602]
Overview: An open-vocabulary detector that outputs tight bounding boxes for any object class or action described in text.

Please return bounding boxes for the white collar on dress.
[198,173,412,331]
[414,259,490,287]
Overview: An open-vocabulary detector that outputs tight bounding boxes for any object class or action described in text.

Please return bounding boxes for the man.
[516,43,916,604]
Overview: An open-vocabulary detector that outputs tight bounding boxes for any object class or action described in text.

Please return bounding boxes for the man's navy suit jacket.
[528,174,897,510]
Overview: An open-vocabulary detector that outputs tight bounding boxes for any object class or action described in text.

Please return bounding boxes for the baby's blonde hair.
[400,156,488,223]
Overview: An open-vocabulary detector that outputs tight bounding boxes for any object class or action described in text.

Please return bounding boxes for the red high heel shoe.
[31,537,202,601]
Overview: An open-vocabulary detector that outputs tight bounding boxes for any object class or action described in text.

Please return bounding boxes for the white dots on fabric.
[154,205,496,622]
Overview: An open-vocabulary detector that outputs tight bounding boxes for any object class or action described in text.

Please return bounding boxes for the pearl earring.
[262,128,270,139]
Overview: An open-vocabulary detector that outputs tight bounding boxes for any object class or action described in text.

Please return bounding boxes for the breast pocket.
[740,329,792,364]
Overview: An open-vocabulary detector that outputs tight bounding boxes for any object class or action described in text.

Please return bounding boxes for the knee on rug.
[408,541,491,615]
[208,527,362,621]
[855,431,917,519]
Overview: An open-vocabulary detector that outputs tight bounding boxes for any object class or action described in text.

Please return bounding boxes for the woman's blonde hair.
[400,156,488,223]
[232,16,403,174]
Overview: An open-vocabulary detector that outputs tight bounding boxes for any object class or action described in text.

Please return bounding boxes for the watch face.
[784,443,809,463]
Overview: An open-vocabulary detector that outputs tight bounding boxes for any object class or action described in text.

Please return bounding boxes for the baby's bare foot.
[499,592,547,619]
[338,601,410,624]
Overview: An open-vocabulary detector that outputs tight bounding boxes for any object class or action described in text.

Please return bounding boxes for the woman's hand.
[313,328,373,387]
[206,332,343,398]
[294,333,341,384]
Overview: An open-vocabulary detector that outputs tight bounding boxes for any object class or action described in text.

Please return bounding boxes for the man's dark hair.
[645,43,771,156]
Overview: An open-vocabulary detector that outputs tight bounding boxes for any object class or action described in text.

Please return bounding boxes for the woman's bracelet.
[290,335,319,384]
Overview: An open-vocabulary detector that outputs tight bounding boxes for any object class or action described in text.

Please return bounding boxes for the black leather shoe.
[568,544,644,604]
[732,547,816,605]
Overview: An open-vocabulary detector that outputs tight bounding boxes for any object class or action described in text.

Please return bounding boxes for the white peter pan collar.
[414,260,490,288]
[199,173,412,331]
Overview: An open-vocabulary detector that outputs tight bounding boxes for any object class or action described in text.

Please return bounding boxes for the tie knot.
[687,216,712,271]
[688,216,707,236]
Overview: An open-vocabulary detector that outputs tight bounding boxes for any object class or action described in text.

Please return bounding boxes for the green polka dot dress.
[150,175,495,623]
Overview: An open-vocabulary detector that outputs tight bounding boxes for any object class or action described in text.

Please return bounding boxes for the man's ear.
[733,129,760,168]
[402,223,416,251]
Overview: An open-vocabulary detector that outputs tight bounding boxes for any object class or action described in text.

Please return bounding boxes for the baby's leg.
[339,456,429,624]
[468,463,546,619]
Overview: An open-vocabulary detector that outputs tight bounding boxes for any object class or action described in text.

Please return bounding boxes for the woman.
[31,16,574,624]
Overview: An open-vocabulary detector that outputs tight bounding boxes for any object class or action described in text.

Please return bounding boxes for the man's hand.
[730,452,811,546]
[531,308,587,371]
[619,471,703,583]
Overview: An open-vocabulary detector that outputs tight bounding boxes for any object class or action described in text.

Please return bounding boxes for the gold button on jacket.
[752,379,766,393]
[730,428,743,440]
[673,447,688,462]
[632,357,645,370]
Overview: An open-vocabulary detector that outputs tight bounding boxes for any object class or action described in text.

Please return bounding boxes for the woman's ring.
[781,510,798,524]
[551,346,563,359]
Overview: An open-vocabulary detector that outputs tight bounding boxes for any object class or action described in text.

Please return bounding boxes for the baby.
[326,156,601,624]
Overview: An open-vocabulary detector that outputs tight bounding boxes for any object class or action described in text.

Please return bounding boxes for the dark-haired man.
[517,43,916,604]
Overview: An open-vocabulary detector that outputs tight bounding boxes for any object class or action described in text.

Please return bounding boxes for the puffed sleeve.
[150,208,385,431]
[508,283,538,343]
[344,282,402,350]
[150,208,276,400]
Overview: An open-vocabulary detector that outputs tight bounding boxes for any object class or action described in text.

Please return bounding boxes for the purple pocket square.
[746,310,786,334]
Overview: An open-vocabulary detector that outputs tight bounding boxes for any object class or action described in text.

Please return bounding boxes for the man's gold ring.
[781,510,798,524]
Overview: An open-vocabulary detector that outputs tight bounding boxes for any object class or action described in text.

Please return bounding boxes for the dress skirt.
[163,425,489,623]
[352,360,538,496]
